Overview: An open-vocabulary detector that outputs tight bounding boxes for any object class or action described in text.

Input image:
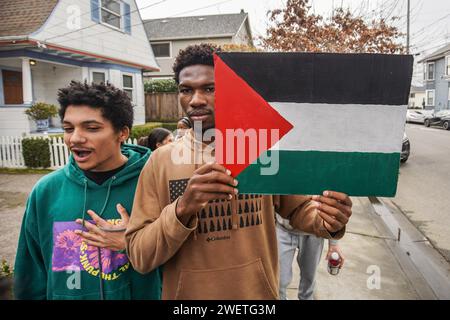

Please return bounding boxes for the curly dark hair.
[172,43,221,83]
[57,81,133,131]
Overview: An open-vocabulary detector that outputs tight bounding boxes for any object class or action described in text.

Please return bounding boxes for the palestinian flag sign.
[214,52,413,197]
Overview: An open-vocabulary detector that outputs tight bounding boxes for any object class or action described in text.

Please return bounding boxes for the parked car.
[406,109,433,124]
[423,110,450,130]
[401,132,410,163]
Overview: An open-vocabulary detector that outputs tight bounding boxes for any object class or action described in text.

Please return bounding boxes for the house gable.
[30,0,158,71]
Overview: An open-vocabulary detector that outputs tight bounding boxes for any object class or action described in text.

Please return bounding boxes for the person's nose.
[189,90,207,108]
[69,128,87,145]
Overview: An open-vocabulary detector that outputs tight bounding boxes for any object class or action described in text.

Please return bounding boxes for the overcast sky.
[137,0,450,84]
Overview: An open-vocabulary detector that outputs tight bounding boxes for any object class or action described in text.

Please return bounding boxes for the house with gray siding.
[418,43,450,111]
[142,10,253,79]
[0,0,158,136]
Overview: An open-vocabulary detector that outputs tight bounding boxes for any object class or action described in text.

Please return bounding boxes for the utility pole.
[407,0,410,54]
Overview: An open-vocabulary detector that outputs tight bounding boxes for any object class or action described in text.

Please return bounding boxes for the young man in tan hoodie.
[125,44,353,300]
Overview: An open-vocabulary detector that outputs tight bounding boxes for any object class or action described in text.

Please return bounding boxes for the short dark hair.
[172,43,221,83]
[147,128,172,151]
[57,81,133,131]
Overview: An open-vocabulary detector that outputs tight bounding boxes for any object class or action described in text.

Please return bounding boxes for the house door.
[2,70,23,104]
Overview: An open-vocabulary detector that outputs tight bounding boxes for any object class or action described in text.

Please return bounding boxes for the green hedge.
[144,79,178,93]
[0,259,13,300]
[22,138,51,168]
[130,122,178,140]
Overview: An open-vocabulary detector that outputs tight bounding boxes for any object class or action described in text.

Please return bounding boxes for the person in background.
[139,128,174,151]
[137,136,148,148]
[276,213,344,300]
[175,116,192,140]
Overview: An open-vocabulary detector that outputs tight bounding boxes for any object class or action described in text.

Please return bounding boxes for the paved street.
[389,123,450,262]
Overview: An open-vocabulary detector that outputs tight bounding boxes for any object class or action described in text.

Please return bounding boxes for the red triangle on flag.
[214,54,293,177]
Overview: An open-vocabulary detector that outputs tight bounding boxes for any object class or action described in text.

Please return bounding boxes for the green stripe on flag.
[236,150,400,197]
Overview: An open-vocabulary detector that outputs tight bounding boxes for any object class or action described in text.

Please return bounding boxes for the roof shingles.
[0,0,59,37]
[419,43,450,63]
[143,12,248,40]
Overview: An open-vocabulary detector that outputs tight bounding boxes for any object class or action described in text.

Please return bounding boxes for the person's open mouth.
[71,148,93,163]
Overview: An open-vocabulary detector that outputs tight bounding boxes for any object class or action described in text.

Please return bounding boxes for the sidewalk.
[287,197,421,300]
[0,174,44,267]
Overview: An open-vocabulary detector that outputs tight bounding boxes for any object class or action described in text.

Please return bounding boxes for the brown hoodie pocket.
[174,258,277,300]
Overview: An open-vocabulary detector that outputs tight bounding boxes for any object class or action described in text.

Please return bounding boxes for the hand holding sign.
[312,191,352,233]
[176,163,239,226]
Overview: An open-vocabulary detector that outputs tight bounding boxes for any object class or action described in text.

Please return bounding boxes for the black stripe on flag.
[216,52,413,106]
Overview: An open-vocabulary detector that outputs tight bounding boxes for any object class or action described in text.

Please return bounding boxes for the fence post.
[0,136,5,167]
[49,137,55,168]
[62,138,69,166]
[5,136,12,168]
[12,136,20,167]
[58,138,62,167]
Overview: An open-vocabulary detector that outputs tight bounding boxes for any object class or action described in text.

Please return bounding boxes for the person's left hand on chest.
[75,203,130,251]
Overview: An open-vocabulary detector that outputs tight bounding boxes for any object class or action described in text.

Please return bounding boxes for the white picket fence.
[0,136,137,169]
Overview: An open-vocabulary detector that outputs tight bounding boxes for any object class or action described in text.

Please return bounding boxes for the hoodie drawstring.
[81,179,88,228]
[80,177,114,300]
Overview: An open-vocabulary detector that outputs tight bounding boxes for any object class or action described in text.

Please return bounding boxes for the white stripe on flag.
[269,102,407,153]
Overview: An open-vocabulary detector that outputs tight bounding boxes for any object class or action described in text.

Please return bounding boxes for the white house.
[409,85,426,109]
[0,0,159,136]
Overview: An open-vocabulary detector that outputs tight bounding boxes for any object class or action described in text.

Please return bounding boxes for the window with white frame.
[446,56,450,76]
[151,42,171,58]
[123,74,134,101]
[426,89,435,106]
[92,71,106,84]
[101,0,121,29]
[426,62,435,81]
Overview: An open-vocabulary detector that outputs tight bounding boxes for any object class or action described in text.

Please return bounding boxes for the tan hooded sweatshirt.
[126,130,344,300]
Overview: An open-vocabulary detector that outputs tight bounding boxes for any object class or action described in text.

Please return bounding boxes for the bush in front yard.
[130,122,178,140]
[0,259,13,300]
[22,138,51,168]
[24,102,58,120]
[161,122,178,132]
[144,79,178,93]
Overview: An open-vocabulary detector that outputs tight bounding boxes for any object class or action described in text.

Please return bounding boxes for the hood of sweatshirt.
[64,143,150,189]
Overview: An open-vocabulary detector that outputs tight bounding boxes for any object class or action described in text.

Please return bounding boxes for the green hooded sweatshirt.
[14,144,161,300]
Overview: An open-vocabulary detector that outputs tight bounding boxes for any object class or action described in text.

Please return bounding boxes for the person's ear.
[119,126,130,143]
[156,142,162,149]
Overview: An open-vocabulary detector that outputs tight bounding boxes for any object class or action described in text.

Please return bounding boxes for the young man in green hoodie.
[14,81,161,300]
